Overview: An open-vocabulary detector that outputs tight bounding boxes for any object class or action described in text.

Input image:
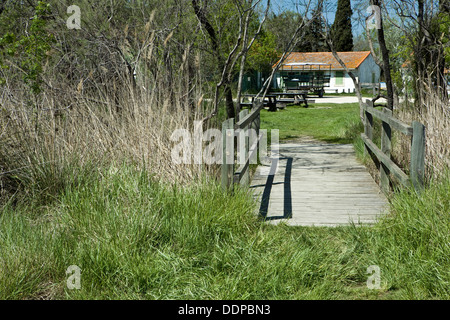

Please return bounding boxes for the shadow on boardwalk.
[250,139,389,227]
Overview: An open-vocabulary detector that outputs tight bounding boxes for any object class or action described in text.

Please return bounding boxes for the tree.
[192,0,271,120]
[386,0,449,105]
[246,31,280,73]
[265,7,327,53]
[369,0,394,110]
[352,32,371,51]
[302,1,328,52]
[265,10,303,53]
[330,0,353,51]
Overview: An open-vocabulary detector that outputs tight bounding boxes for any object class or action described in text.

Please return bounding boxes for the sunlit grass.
[1,100,448,300]
[0,164,448,300]
[260,103,362,143]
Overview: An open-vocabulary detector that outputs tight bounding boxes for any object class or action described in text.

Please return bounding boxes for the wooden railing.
[361,99,426,193]
[360,82,381,96]
[221,101,265,190]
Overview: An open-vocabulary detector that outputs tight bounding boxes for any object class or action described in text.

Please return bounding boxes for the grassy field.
[260,103,362,143]
[0,103,448,300]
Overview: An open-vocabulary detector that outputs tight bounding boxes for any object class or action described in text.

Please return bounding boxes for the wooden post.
[221,118,234,190]
[249,108,258,165]
[239,109,250,187]
[364,101,374,140]
[410,121,426,192]
[380,108,392,194]
[252,101,261,164]
[363,101,374,158]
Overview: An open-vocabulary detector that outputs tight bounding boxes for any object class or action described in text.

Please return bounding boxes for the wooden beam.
[410,121,426,192]
[236,109,249,186]
[235,102,263,129]
[362,101,413,136]
[234,132,263,184]
[361,133,410,187]
[221,118,234,190]
[380,108,392,194]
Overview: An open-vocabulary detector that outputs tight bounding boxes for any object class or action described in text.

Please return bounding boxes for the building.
[273,51,380,94]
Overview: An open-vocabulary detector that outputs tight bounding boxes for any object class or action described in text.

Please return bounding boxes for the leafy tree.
[301,2,328,52]
[265,9,327,53]
[246,31,280,73]
[265,11,303,51]
[352,33,370,51]
[20,1,55,94]
[0,1,55,94]
[330,0,353,51]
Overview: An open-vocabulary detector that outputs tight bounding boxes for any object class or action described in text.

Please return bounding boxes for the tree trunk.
[225,86,235,119]
[414,0,425,109]
[372,0,394,111]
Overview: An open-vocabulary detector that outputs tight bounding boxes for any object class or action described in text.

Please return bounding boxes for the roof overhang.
[284,62,330,66]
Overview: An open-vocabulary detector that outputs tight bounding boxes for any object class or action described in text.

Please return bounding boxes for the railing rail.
[361,99,425,193]
[221,101,264,189]
[360,82,381,96]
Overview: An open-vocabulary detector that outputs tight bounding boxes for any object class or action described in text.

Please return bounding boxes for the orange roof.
[275,51,371,71]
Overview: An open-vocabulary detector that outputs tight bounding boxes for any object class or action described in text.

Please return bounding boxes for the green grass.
[0,102,448,300]
[0,163,448,300]
[260,103,363,143]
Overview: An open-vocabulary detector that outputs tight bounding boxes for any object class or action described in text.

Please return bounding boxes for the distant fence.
[360,99,426,193]
[221,101,264,190]
[361,82,381,96]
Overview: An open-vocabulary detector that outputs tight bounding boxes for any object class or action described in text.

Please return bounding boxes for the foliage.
[384,19,414,96]
[438,9,450,65]
[301,2,328,52]
[246,31,281,73]
[265,10,303,51]
[330,0,353,51]
[0,1,55,94]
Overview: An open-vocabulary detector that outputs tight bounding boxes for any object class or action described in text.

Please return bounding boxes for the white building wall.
[325,71,356,93]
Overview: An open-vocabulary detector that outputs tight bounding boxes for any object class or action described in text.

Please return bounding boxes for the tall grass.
[393,85,450,181]
[1,89,448,300]
[0,7,448,300]
[0,52,216,206]
[0,164,448,300]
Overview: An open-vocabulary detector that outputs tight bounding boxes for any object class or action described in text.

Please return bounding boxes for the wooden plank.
[235,110,249,186]
[364,104,374,140]
[249,111,260,164]
[380,108,392,194]
[235,102,263,129]
[410,121,426,192]
[234,132,263,184]
[362,100,413,136]
[251,140,389,226]
[361,133,410,187]
[221,118,234,190]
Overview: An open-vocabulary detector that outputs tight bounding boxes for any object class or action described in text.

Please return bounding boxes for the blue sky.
[270,0,370,36]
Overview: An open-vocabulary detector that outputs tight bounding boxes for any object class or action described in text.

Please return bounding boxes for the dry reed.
[393,83,450,181]
[0,48,216,201]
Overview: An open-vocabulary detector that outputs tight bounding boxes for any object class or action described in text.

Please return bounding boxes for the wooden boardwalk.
[250,139,389,227]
